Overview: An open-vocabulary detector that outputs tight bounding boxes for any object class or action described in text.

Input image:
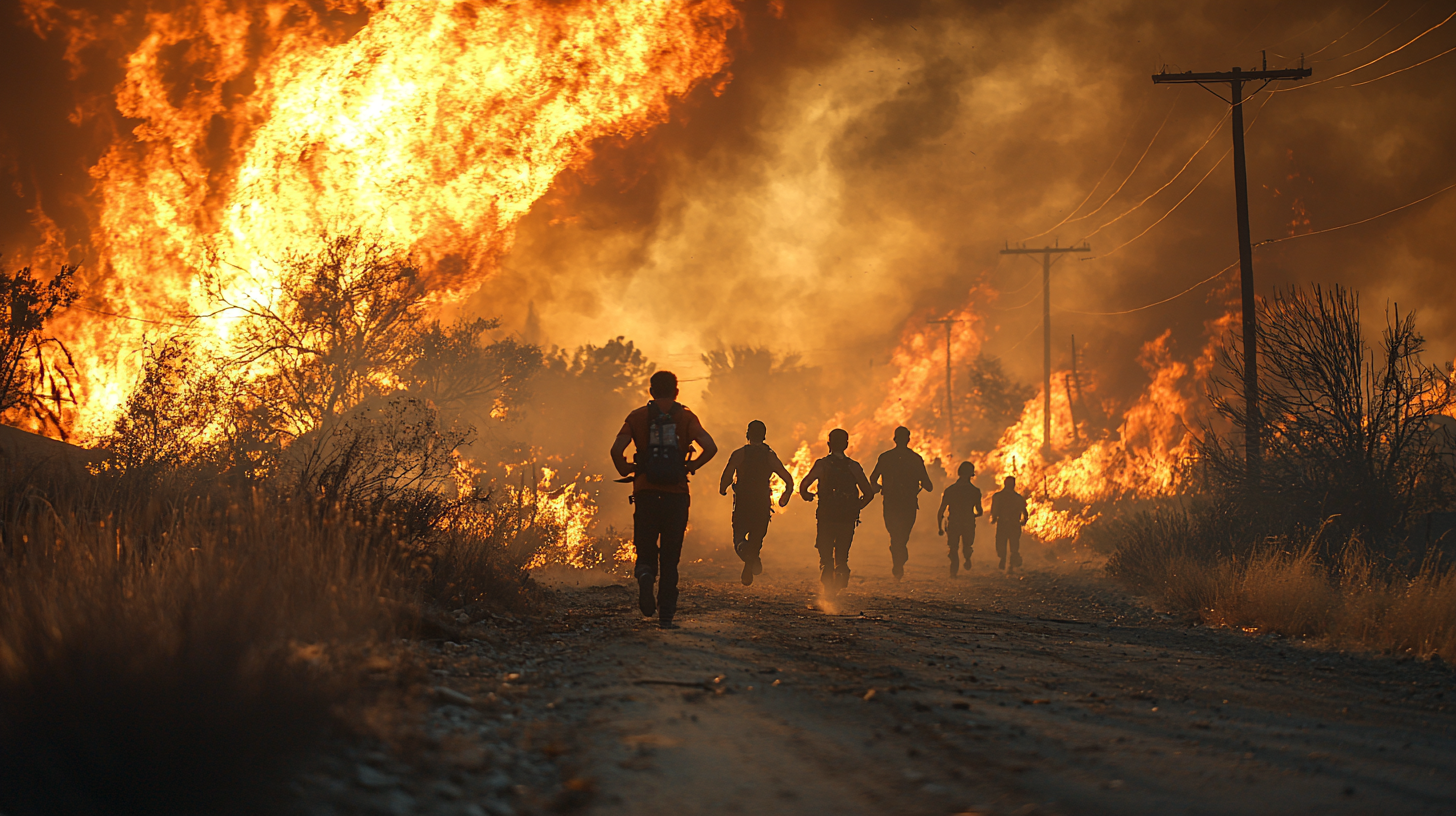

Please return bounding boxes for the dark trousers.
[947,522,974,571]
[731,500,771,563]
[884,504,917,570]
[634,491,690,619]
[994,523,1022,569]
[815,517,857,582]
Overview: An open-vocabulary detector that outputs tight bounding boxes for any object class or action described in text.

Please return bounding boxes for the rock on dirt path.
[531,563,1455,816]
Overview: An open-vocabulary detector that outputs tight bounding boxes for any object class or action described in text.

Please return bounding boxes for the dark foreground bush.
[0,466,533,815]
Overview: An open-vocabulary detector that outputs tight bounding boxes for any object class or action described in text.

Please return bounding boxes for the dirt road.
[528,557,1455,816]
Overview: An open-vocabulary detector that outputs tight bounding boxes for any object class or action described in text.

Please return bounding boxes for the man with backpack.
[989,475,1029,573]
[869,426,934,581]
[611,371,718,628]
[937,462,984,578]
[798,428,874,597]
[719,420,795,586]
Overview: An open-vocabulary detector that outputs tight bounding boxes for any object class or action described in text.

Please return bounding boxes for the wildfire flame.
[518,466,602,571]
[826,288,1226,544]
[24,0,740,433]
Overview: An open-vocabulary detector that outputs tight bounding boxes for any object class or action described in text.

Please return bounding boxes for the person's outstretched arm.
[771,452,795,507]
[799,462,822,501]
[688,421,718,473]
[1019,498,1029,526]
[867,457,883,496]
[937,491,949,534]
[719,448,742,496]
[610,422,634,478]
[918,460,934,493]
[974,490,984,518]
[853,463,875,510]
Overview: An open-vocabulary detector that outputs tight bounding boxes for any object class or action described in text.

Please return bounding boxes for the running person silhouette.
[719,420,794,586]
[799,429,874,597]
[937,462,983,577]
[610,371,718,628]
[869,426,934,581]
[989,475,1029,573]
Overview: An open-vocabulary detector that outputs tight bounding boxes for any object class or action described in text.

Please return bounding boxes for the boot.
[752,557,763,575]
[638,576,657,617]
[741,560,754,586]
[837,568,851,589]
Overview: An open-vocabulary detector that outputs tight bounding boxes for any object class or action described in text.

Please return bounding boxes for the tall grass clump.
[1105,505,1456,660]
[0,468,401,814]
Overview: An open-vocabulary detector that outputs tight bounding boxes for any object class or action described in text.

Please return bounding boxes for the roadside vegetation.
[0,235,647,814]
[1100,284,1456,661]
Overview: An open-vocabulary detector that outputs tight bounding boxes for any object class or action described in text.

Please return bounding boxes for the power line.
[1055,178,1456,317]
[1332,1,1429,61]
[985,283,1044,311]
[1055,261,1237,316]
[1343,41,1456,86]
[1085,91,1278,261]
[1254,179,1456,248]
[1302,0,1391,61]
[1271,7,1456,92]
[1078,108,1231,241]
[1018,92,1171,241]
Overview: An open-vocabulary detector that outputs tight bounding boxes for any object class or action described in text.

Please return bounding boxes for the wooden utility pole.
[1152,54,1312,485]
[928,315,963,458]
[1000,243,1091,456]
[1066,335,1082,443]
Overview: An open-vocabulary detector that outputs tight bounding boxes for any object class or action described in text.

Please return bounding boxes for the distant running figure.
[937,462,984,577]
[719,420,795,586]
[611,371,718,629]
[989,475,1029,573]
[869,426,934,581]
[799,428,874,597]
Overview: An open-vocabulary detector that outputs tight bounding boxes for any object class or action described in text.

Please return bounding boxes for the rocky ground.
[298,557,1456,816]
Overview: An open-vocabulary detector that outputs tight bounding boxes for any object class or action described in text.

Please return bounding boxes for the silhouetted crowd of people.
[612,371,1029,628]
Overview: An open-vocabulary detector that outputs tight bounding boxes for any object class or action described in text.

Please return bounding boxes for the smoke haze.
[2,0,1454,558]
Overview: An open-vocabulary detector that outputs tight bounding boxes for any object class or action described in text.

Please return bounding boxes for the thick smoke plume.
[2,0,1454,549]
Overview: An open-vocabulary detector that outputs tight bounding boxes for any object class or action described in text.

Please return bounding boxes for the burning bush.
[1200,283,1456,547]
[1103,284,1456,661]
[0,264,78,438]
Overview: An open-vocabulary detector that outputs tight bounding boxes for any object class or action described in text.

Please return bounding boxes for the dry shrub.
[1111,515,1456,661]
[1330,551,1456,659]
[1209,548,1337,638]
[0,475,398,815]
[1158,553,1229,615]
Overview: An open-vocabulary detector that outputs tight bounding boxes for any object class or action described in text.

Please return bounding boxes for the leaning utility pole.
[1152,53,1312,485]
[1000,243,1091,456]
[928,315,963,458]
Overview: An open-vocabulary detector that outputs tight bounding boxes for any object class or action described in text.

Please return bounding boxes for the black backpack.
[640,402,688,485]
[817,455,860,516]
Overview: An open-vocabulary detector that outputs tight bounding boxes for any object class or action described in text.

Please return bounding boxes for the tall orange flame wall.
[25,0,740,434]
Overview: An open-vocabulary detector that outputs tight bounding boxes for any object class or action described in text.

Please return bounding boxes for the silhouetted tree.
[0,264,78,436]
[1200,284,1456,544]
[955,353,1034,451]
[700,345,823,447]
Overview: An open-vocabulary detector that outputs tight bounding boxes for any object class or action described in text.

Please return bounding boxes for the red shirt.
[622,402,705,494]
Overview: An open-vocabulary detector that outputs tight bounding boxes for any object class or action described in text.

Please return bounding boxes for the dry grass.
[1113,524,1456,661]
[0,466,536,815]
